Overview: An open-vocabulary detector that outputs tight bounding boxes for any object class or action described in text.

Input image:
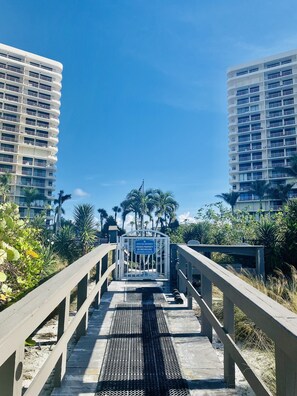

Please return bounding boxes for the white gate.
[117,229,170,280]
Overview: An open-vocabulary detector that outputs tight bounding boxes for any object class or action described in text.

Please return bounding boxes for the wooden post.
[201,274,212,342]
[101,254,108,297]
[54,296,70,386]
[0,345,24,396]
[187,262,193,310]
[94,260,102,309]
[170,244,178,287]
[76,274,88,339]
[223,294,235,388]
[275,345,297,396]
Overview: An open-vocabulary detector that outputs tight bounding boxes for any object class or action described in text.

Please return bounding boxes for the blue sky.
[1,0,297,222]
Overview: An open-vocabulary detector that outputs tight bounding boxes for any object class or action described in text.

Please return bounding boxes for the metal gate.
[117,229,170,280]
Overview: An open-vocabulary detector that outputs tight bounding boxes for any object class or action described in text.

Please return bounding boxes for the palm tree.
[267,182,294,205]
[215,191,240,214]
[54,190,71,232]
[23,187,43,217]
[0,172,12,203]
[73,203,97,255]
[125,189,155,230]
[112,206,122,223]
[129,220,135,230]
[153,190,179,229]
[249,180,269,210]
[120,200,131,230]
[98,208,108,231]
[276,154,297,178]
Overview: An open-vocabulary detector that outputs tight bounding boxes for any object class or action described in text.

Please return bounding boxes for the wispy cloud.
[178,212,197,224]
[73,188,89,197]
[100,180,127,187]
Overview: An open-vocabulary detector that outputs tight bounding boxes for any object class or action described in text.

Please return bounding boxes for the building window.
[267,72,281,80]
[250,86,259,93]
[269,100,282,108]
[237,88,249,96]
[238,116,249,123]
[237,107,249,114]
[282,69,292,76]
[250,105,259,112]
[268,82,280,89]
[283,98,294,105]
[252,133,261,140]
[283,88,293,95]
[237,98,249,105]
[250,95,260,102]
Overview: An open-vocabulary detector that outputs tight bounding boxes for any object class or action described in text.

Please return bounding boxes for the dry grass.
[211,266,297,395]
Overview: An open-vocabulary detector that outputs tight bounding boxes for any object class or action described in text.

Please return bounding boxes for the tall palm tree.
[120,200,131,230]
[276,154,297,178]
[112,206,122,223]
[0,172,12,203]
[54,190,71,232]
[98,208,108,231]
[249,180,269,210]
[215,191,240,214]
[125,189,155,230]
[73,203,97,255]
[23,187,43,217]
[267,182,294,205]
[153,190,179,229]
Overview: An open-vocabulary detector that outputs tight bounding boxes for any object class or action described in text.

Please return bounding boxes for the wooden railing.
[0,243,116,396]
[176,244,297,396]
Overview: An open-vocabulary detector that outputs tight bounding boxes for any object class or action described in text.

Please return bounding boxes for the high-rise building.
[228,49,297,212]
[0,43,62,220]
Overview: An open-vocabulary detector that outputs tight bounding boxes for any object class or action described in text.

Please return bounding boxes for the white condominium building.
[0,43,62,220]
[228,49,297,212]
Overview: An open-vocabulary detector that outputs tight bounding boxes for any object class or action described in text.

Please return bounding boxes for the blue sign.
[134,239,156,255]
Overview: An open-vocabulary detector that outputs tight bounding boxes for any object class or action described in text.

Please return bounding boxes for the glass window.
[250,86,259,93]
[268,81,280,89]
[250,105,259,112]
[269,100,282,108]
[237,98,249,105]
[251,114,260,121]
[237,107,249,114]
[238,116,249,123]
[237,88,249,96]
[250,95,260,102]
[267,72,281,79]
[283,88,293,95]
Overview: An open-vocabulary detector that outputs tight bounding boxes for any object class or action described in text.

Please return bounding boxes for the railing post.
[0,345,24,396]
[223,294,235,388]
[170,244,178,287]
[275,345,297,396]
[94,259,102,309]
[54,296,70,386]
[201,274,212,342]
[101,253,108,297]
[187,262,193,310]
[178,254,187,293]
[76,274,88,339]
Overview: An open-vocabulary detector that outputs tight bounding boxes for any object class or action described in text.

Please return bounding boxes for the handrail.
[177,244,297,396]
[0,243,116,396]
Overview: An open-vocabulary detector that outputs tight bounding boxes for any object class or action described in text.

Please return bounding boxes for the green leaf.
[25,338,36,346]
[0,272,7,282]
[6,246,20,262]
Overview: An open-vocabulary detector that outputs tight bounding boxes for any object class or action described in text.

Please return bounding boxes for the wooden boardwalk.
[51,281,235,396]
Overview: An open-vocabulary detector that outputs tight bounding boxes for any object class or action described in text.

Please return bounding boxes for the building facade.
[0,43,62,219]
[228,49,297,212]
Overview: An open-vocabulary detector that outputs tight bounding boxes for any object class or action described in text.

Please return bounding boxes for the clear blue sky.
[1,0,297,222]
